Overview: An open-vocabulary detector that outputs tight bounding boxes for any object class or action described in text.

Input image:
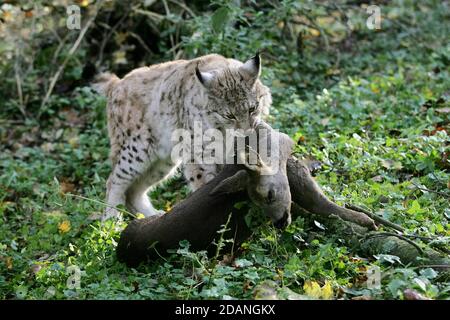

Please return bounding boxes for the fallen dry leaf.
[41,142,55,153]
[59,180,76,194]
[321,281,334,299]
[371,175,383,182]
[164,202,172,212]
[320,117,330,126]
[30,264,42,275]
[76,0,90,7]
[303,280,333,299]
[87,212,103,221]
[136,213,146,219]
[68,137,79,148]
[6,257,13,270]
[303,281,322,299]
[219,254,233,266]
[60,108,85,126]
[2,10,12,21]
[297,135,306,144]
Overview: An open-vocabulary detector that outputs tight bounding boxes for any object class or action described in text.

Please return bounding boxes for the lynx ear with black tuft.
[239,52,261,83]
[195,67,214,88]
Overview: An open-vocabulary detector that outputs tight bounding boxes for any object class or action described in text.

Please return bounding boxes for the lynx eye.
[224,113,236,120]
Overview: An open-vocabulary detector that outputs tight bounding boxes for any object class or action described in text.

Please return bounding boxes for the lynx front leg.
[126,158,179,217]
[183,164,219,191]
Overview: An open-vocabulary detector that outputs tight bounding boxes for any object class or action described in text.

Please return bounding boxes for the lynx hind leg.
[183,164,218,191]
[103,167,131,221]
[103,131,151,220]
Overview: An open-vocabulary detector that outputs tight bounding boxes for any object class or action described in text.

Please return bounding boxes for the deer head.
[210,126,293,229]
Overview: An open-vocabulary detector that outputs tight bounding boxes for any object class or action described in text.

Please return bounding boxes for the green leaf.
[413,278,427,292]
[381,159,403,170]
[211,7,230,34]
[233,201,246,209]
[374,254,402,264]
[407,200,423,215]
[15,285,28,299]
[314,220,326,230]
[234,258,253,267]
[387,278,406,297]
[420,268,438,279]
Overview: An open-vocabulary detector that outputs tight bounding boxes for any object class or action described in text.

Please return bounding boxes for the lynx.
[93,53,272,220]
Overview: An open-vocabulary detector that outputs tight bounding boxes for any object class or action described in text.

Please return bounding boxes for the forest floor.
[0,1,449,299]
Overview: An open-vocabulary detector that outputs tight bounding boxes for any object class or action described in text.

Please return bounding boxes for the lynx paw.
[102,207,123,221]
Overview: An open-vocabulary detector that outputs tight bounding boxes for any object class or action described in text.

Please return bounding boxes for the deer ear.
[195,67,214,88]
[209,170,249,196]
[279,133,294,159]
[239,52,261,83]
[237,147,263,173]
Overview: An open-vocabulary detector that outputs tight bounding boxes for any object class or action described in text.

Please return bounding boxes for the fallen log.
[117,157,449,270]
[292,204,449,269]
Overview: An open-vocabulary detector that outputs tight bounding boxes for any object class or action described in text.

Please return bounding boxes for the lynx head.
[196,53,270,132]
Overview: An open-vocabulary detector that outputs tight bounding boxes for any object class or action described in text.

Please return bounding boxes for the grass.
[0,0,449,299]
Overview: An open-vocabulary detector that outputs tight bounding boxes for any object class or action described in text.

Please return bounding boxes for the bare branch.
[40,1,104,115]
